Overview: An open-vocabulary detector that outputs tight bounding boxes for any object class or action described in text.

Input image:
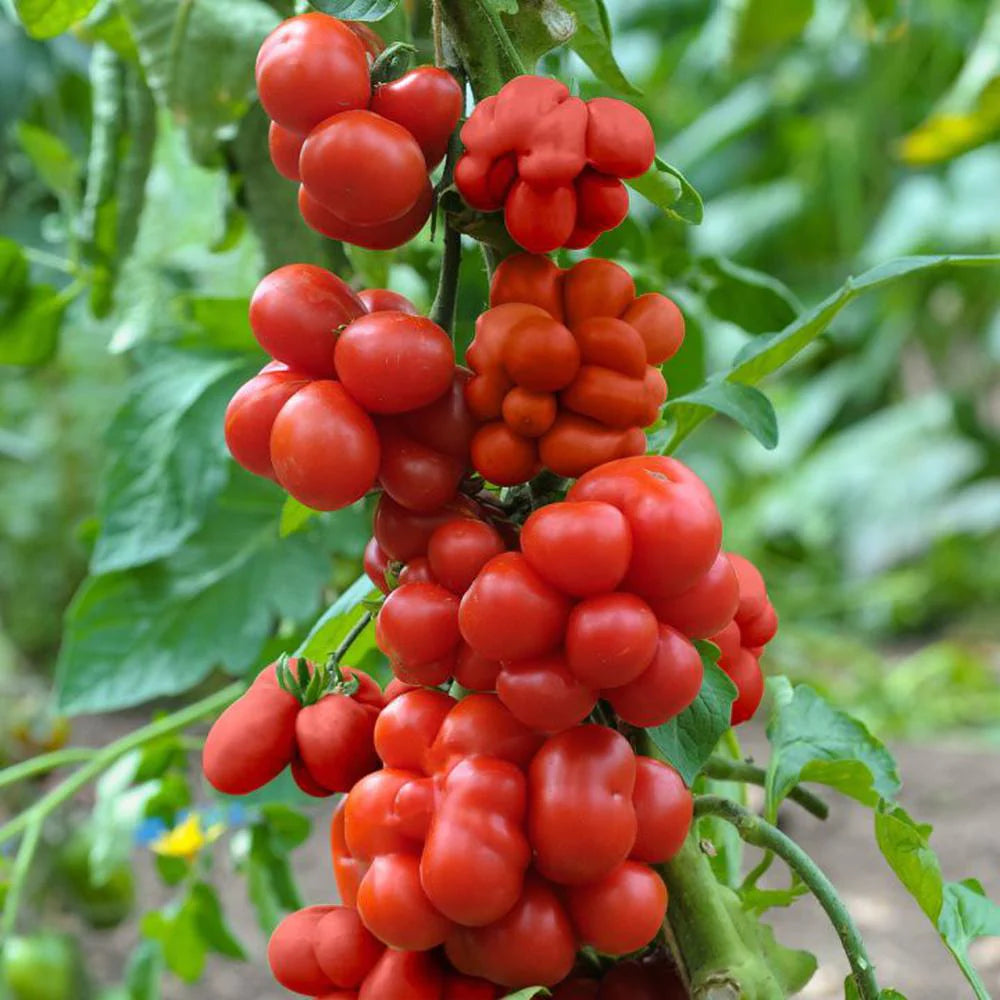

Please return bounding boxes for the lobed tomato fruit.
[630,757,693,863]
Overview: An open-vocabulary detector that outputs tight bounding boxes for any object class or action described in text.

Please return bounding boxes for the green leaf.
[13,0,99,38]
[295,573,378,661]
[734,0,814,61]
[91,351,255,574]
[698,256,801,334]
[0,239,30,316]
[0,284,66,366]
[646,650,737,786]
[501,990,551,1000]
[664,380,778,450]
[627,157,704,225]
[939,881,1000,1000]
[55,474,339,714]
[16,122,79,203]
[765,678,901,818]
[487,0,520,12]
[555,0,640,95]
[666,254,1000,450]
[124,940,162,1000]
[756,920,817,995]
[280,496,320,537]
[237,809,309,933]
[188,882,246,960]
[307,0,400,18]
[141,908,205,983]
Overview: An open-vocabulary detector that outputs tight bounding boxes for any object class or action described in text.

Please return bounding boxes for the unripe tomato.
[496,654,597,732]
[270,381,380,510]
[470,423,539,485]
[301,110,428,226]
[427,519,506,594]
[631,757,693,863]
[371,66,464,169]
[335,312,454,414]
[585,97,655,178]
[224,368,310,480]
[565,593,659,688]
[377,582,460,671]
[296,686,380,793]
[250,264,365,378]
[459,553,571,661]
[604,625,703,728]
[377,421,465,513]
[529,726,637,885]
[649,551,740,640]
[268,121,304,181]
[505,179,576,254]
[374,688,456,772]
[1,934,79,1000]
[255,14,370,135]
[359,288,419,314]
[313,907,383,988]
[56,829,135,929]
[268,905,337,995]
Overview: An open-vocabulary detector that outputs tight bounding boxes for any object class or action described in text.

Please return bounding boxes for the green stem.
[430,220,462,335]
[332,611,373,665]
[0,682,243,850]
[695,796,880,1000]
[1,814,43,943]
[0,747,98,792]
[437,0,525,99]
[702,757,829,820]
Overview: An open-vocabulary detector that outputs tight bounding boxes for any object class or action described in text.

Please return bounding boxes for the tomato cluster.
[202,660,383,797]
[257,13,462,249]
[224,264,474,511]
[550,952,687,999]
[464,254,683,483]
[455,76,656,252]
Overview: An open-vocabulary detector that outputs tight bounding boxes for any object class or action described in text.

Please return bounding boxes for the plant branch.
[702,756,829,820]
[0,813,43,943]
[0,747,98,792]
[431,221,462,335]
[694,796,880,1000]
[331,611,373,665]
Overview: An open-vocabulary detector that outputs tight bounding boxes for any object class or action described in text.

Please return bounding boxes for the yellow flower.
[150,813,225,860]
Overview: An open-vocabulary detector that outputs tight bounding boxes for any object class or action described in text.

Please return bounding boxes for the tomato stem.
[1,813,43,943]
[701,757,829,820]
[0,747,98,793]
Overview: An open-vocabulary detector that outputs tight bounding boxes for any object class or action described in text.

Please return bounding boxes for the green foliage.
[307,0,401,18]
[627,156,703,224]
[555,0,638,94]
[13,0,98,39]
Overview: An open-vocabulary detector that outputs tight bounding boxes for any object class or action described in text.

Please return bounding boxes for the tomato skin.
[528,725,637,885]
[501,387,557,437]
[604,624,704,728]
[505,179,577,254]
[459,553,571,662]
[649,551,740,639]
[268,905,338,996]
[377,421,465,513]
[268,121,304,181]
[296,692,380,793]
[446,875,577,988]
[496,654,597,732]
[630,757,693,863]
[561,258,635,327]
[575,168,629,231]
[585,97,656,178]
[270,381,380,510]
[364,537,391,594]
[224,368,310,480]
[313,907,384,988]
[568,455,723,598]
[371,66,464,168]
[490,253,565,321]
[728,552,768,620]
[250,264,365,378]
[344,768,425,861]
[404,369,477,460]
[566,861,667,956]
[622,293,685,364]
[359,288,419,315]
[330,799,366,907]
[564,593,659,689]
[573,316,647,378]
[453,644,502,691]
[358,949,445,1000]
[336,312,455,414]
[739,602,778,648]
[722,649,765,726]
[444,974,500,999]
[256,14,370,135]
[421,756,531,926]
[376,582,461,672]
[427,519,506,594]
[374,688,456,772]
[471,423,540,485]
[202,662,300,795]
[539,414,640,480]
[502,315,580,391]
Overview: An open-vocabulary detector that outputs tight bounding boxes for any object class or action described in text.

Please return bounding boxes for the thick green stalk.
[437,0,525,98]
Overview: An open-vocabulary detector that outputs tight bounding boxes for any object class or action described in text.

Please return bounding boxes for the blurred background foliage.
[1,0,999,754]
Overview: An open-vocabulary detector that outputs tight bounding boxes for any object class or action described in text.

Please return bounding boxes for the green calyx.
[274,653,359,707]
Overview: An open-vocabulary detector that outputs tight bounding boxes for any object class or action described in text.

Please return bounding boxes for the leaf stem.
[702,756,829,820]
[694,795,880,1000]
[0,747,98,792]
[331,611,373,665]
[0,814,43,943]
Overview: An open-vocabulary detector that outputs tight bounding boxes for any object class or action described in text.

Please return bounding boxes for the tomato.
[377,421,465,513]
[330,800,366,908]
[470,423,539,485]
[566,861,667,956]
[502,314,580,391]
[445,875,577,988]
[373,493,476,563]
[599,961,660,1000]
[427,519,506,594]
[359,949,444,1000]
[528,726,637,885]
[357,851,452,950]
[604,625,703,728]
[370,66,464,168]
[296,687,380,793]
[399,556,436,586]
[202,662,300,795]
[631,757,693,863]
[269,905,338,996]
[299,180,434,250]
[562,258,635,328]
[404,369,477,460]
[567,455,723,598]
[1,934,79,1000]
[250,264,365,378]
[453,644,502,692]
[344,19,385,58]
[573,316,647,377]
[539,414,642,480]
[710,619,742,666]
[565,593,659,688]
[650,551,740,640]
[345,769,425,861]
[270,381,380,510]
[505,179,577,254]
[376,582,461,680]
[622,293,685,364]
[421,757,531,926]
[490,253,565,321]
[224,367,310,480]
[444,974,500,999]
[496,654,597,732]
[336,312,454,414]
[722,649,764,726]
[268,121,304,181]
[56,829,134,929]
[561,365,648,429]
[575,169,629,232]
[364,537,391,593]
[313,907,384,988]
[728,553,768,621]
[585,97,656,178]
[501,386,558,437]
[359,288,419,314]
[374,688,456,772]
[459,553,571,661]
[739,602,778,648]
[301,110,428,226]
[292,754,333,797]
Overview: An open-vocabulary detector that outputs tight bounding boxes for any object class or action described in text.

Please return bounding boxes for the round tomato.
[268,905,337,996]
[1,934,79,1000]
[358,949,444,1000]
[377,421,465,513]
[470,423,539,485]
[453,644,502,692]
[427,519,506,594]
[373,493,475,563]
[630,757,693,863]
[504,179,576,254]
[496,654,597,732]
[268,121,304,181]
[313,906,383,988]
[565,593,658,689]
[622,292,685,364]
[404,369,477,459]
[296,687,380,793]
[376,582,460,673]
[585,97,655,178]
[373,688,455,772]
[359,288,419,315]
[722,649,765,726]
[649,550,740,639]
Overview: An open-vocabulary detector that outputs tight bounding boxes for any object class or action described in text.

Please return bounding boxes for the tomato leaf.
[697,256,801,334]
[764,677,901,818]
[13,0,99,38]
[645,649,737,786]
[555,0,640,95]
[627,157,704,224]
[732,0,814,61]
[0,283,66,366]
[307,0,400,18]
[124,939,163,1000]
[16,123,79,203]
[280,496,320,537]
[663,380,778,450]
[296,573,379,661]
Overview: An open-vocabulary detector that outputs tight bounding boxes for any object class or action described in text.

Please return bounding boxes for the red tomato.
[505,179,577,254]
[377,421,465,513]
[739,603,778,648]
[403,369,477,460]
[335,312,454,414]
[585,97,656,178]
[270,381,380,510]
[371,66,464,169]
[710,619,742,666]
[344,769,425,861]
[268,905,337,995]
[330,800,365,908]
[649,551,740,639]
[224,368,310,480]
[490,253,565,321]
[296,689,380,793]
[376,582,461,674]
[562,258,635,328]
[496,654,597,732]
[459,553,571,661]
[359,288,419,315]
[256,14,370,135]
[573,316,647,377]
[604,625,703,728]
[313,907,383,988]
[358,949,445,1000]
[344,19,385,59]
[374,688,456,772]
[250,263,365,378]
[502,386,558,437]
[301,110,428,226]
[470,423,539,486]
[528,726,637,885]
[292,754,333,798]
[373,493,476,563]
[364,537,391,594]
[502,315,581,392]
[539,414,641,480]
[202,662,300,795]
[453,645,502,692]
[622,293,685,365]
[631,757,693,863]
[427,519,506,594]
[728,553,768,621]
[575,169,629,231]
[398,556,436,586]
[268,121,304,181]
[567,455,722,598]
[721,649,764,726]
[565,593,659,689]
[444,974,500,999]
